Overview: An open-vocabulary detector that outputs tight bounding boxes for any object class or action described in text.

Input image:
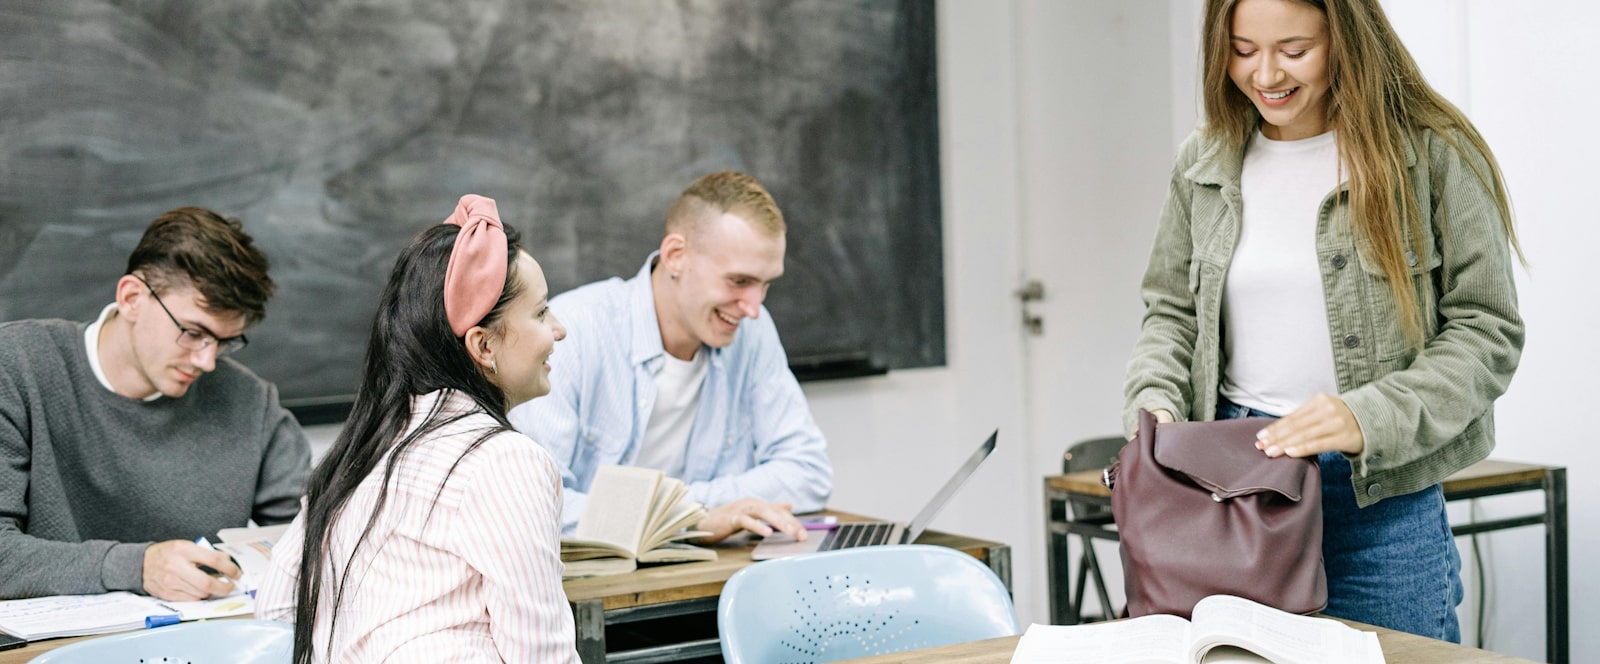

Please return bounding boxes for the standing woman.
[256,196,577,662]
[1124,0,1523,641]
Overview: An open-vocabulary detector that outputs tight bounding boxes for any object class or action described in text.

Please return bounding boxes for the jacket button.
[1331,254,1347,269]
[1406,250,1418,267]
[1367,484,1383,497]
[1343,334,1360,348]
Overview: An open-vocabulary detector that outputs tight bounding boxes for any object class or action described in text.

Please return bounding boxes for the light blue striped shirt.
[509,254,833,533]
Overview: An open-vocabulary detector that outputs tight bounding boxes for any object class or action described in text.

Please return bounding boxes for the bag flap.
[1152,418,1310,501]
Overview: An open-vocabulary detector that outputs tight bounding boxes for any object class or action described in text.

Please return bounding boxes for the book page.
[1199,645,1271,663]
[561,556,638,579]
[641,477,687,542]
[214,539,276,595]
[0,592,166,640]
[158,594,254,621]
[559,538,637,561]
[1188,595,1384,664]
[1008,617,1191,664]
[639,500,708,552]
[573,465,661,553]
[217,523,290,546]
[636,542,718,564]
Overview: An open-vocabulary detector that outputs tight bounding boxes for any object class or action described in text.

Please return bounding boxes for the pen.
[193,537,235,583]
[144,614,180,629]
[800,515,839,531]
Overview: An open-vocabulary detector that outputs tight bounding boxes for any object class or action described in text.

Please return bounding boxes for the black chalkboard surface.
[0,0,943,416]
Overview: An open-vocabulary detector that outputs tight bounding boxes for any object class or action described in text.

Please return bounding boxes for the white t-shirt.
[1219,129,1343,416]
[84,303,160,401]
[635,349,709,478]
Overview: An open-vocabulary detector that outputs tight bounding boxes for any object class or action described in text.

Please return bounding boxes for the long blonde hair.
[1200,0,1523,346]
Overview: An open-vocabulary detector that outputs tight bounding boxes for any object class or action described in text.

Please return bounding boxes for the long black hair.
[291,222,525,663]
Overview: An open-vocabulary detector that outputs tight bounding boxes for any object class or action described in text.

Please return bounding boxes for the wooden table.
[1044,459,1568,664]
[565,510,1008,662]
[3,511,1008,664]
[839,618,1540,663]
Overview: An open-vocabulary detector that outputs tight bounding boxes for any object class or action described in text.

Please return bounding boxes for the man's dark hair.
[125,207,275,325]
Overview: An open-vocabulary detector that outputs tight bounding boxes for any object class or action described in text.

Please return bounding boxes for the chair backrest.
[28,619,293,664]
[717,544,1019,664]
[1063,435,1126,522]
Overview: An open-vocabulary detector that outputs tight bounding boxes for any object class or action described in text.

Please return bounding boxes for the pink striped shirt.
[257,390,578,662]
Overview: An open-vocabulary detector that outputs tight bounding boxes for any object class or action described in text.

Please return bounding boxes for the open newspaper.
[1009,595,1384,664]
[560,466,713,579]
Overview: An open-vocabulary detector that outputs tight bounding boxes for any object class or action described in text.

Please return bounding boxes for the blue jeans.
[1216,397,1463,642]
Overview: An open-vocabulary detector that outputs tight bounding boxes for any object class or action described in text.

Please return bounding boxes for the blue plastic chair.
[28,619,292,664]
[717,544,1019,663]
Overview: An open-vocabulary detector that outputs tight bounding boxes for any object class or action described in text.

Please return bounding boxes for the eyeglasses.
[135,276,249,356]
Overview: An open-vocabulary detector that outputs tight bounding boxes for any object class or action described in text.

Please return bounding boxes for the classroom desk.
[565,509,1009,663]
[1,511,1008,664]
[838,617,1541,663]
[1044,459,1568,664]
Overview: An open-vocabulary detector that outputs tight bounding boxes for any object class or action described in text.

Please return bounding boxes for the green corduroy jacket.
[1123,127,1524,508]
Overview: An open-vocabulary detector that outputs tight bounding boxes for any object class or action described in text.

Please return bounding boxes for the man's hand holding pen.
[141,538,240,601]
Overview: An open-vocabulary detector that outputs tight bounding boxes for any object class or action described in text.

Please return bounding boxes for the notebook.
[751,430,997,560]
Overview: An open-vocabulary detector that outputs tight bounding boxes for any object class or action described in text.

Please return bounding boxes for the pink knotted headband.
[441,194,508,337]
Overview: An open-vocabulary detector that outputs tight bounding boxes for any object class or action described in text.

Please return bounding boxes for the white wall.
[802,0,1034,624]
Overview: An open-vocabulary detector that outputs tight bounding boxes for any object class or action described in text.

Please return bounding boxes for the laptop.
[751,429,997,560]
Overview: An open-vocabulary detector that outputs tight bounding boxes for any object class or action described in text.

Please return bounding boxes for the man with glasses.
[0,207,310,601]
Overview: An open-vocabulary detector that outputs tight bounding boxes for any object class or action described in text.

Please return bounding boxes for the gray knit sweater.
[0,318,311,599]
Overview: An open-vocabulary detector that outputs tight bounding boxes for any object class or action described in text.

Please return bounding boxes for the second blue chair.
[717,544,1019,663]
[27,619,292,664]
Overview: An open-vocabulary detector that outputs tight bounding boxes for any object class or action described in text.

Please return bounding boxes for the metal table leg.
[1546,467,1568,664]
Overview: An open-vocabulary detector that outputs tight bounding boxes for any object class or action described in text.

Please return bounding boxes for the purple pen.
[800,515,838,531]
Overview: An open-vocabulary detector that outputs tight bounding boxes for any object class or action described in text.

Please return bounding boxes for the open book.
[0,524,290,641]
[215,522,290,597]
[559,466,714,579]
[1009,595,1384,664]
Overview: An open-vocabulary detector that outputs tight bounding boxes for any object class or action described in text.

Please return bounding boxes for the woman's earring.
[490,360,498,375]
[670,272,678,281]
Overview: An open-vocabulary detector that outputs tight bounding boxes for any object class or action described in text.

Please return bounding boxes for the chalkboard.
[0,0,944,413]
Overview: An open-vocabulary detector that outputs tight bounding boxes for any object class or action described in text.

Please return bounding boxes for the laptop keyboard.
[818,522,895,551]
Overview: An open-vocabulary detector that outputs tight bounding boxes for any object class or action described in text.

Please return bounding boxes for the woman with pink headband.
[257,195,577,662]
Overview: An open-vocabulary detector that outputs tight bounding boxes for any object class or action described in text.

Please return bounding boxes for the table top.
[0,511,1004,663]
[841,620,1539,663]
[564,509,1003,610]
[1046,458,1559,499]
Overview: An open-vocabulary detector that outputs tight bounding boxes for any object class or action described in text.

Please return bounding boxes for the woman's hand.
[1130,408,1175,441]
[1256,393,1365,458]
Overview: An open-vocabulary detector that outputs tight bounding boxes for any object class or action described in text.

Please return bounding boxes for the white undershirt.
[1219,129,1343,416]
[84,303,161,401]
[635,349,708,478]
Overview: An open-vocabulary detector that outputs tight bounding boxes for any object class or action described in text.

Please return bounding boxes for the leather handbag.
[1106,409,1326,619]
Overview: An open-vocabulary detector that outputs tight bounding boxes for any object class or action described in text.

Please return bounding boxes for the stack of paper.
[0,593,172,641]
[0,524,289,642]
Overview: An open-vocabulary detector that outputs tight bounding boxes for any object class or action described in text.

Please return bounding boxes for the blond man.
[510,171,832,542]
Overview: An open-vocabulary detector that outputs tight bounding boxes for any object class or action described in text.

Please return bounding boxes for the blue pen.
[144,614,181,629]
[193,537,234,583]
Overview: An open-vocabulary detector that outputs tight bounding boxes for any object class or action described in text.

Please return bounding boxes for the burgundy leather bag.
[1106,409,1326,619]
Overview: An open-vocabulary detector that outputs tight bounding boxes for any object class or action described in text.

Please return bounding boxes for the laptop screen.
[902,430,997,542]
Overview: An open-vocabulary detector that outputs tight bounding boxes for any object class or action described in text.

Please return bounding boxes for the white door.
[1011,0,1202,623]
